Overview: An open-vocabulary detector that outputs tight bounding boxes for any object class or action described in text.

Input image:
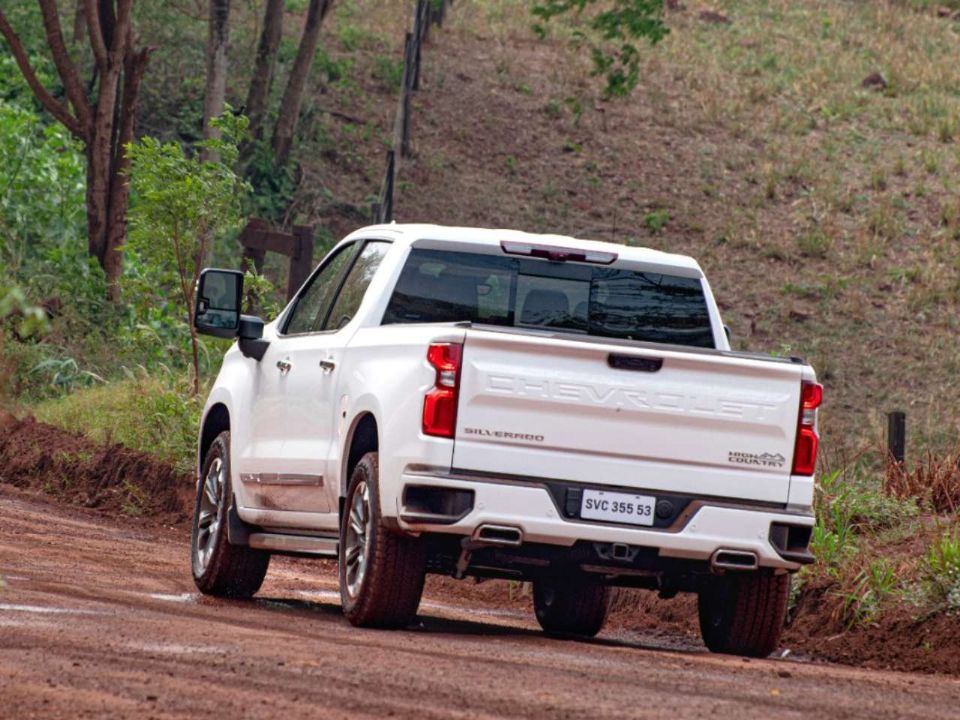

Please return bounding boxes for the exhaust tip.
[711,549,759,572]
[472,524,523,546]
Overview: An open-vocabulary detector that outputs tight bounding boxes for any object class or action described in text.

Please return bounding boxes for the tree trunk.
[271,0,333,167]
[2,1,146,301]
[202,0,231,159]
[104,43,150,300]
[72,2,87,44]
[244,0,284,147]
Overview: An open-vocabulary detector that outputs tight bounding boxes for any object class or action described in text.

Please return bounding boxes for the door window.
[324,242,391,331]
[283,243,357,335]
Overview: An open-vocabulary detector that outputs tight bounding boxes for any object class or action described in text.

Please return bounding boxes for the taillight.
[792,381,823,475]
[422,343,462,438]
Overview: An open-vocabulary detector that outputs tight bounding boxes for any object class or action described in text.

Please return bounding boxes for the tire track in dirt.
[2,487,958,720]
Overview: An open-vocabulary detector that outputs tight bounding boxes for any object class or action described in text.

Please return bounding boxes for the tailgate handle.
[608,354,663,372]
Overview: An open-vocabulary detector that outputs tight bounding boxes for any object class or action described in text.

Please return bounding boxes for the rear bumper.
[388,469,815,571]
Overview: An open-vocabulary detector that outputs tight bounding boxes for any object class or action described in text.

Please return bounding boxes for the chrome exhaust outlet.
[711,549,759,572]
[455,525,524,579]
[471,524,523,547]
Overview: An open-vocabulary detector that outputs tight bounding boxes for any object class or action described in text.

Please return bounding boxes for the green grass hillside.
[297,0,960,460]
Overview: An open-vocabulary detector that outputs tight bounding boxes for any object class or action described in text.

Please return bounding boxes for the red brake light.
[792,381,823,476]
[423,343,462,438]
[500,240,617,265]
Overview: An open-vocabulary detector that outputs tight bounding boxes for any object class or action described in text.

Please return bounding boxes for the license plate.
[580,489,655,527]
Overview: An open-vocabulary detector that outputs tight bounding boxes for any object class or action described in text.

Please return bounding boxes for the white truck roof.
[344,223,704,276]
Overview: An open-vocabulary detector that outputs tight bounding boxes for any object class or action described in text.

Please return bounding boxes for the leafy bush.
[0,281,49,400]
[924,531,960,611]
[0,101,86,274]
[126,112,250,394]
[531,0,669,97]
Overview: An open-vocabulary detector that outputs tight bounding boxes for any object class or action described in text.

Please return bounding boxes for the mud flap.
[226,493,251,545]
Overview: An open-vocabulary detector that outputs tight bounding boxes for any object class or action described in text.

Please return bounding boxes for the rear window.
[382,249,715,348]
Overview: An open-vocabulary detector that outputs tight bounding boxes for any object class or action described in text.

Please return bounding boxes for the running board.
[248,533,338,557]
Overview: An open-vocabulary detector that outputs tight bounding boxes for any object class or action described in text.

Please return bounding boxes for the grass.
[924,531,960,610]
[443,0,960,456]
[30,374,202,474]
[798,450,960,628]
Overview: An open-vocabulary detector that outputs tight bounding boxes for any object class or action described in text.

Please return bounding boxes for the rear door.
[453,330,802,503]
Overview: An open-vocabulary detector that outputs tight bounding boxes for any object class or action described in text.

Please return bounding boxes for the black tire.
[190,431,269,598]
[339,452,426,628]
[697,571,791,658]
[533,576,612,638]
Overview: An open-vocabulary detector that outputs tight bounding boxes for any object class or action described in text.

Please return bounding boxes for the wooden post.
[413,0,425,90]
[237,219,317,303]
[288,225,314,300]
[400,32,414,158]
[239,218,269,275]
[382,150,395,222]
[887,411,906,465]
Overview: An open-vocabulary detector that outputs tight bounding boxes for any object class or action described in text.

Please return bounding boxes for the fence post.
[381,150,395,222]
[287,225,314,301]
[400,32,415,158]
[887,411,906,465]
[414,0,426,90]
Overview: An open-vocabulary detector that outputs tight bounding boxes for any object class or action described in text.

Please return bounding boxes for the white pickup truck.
[190,224,820,657]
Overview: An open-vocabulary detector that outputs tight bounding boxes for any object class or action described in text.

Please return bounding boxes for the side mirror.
[195,268,270,361]
[195,268,243,338]
[724,324,732,342]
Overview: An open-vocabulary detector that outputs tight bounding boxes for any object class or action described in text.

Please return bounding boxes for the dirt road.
[1,487,957,720]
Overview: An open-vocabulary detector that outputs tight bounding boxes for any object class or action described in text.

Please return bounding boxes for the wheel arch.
[199,403,230,477]
[341,412,379,502]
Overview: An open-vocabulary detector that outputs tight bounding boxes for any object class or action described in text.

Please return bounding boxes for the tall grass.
[31,372,202,474]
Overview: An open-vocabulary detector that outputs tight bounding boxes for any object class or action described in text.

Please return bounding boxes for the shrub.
[885,451,960,513]
[126,111,250,395]
[924,531,960,611]
[0,100,86,275]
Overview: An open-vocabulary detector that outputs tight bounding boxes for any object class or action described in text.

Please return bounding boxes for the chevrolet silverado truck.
[190,224,820,657]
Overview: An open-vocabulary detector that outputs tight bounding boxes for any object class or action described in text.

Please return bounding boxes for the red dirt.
[4,486,960,720]
[2,415,959,677]
[0,413,193,522]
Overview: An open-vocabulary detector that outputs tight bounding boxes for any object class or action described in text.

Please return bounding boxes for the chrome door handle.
[319,360,336,373]
[276,359,292,375]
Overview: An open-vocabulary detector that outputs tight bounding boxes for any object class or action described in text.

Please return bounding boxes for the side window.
[284,243,356,335]
[324,242,391,330]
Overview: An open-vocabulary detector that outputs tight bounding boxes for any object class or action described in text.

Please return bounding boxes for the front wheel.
[339,452,426,628]
[697,572,790,658]
[190,431,269,598]
[533,576,612,638]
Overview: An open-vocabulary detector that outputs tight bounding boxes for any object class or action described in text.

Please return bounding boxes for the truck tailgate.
[452,329,804,504]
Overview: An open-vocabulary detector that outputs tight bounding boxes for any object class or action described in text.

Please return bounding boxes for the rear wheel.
[533,576,612,638]
[697,572,791,658]
[190,431,269,598]
[339,452,426,628]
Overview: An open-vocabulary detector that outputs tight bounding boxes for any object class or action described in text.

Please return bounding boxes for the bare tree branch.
[112,0,132,55]
[245,0,283,144]
[37,0,93,131]
[202,0,231,154]
[272,0,333,165]
[0,9,84,138]
[84,0,107,68]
